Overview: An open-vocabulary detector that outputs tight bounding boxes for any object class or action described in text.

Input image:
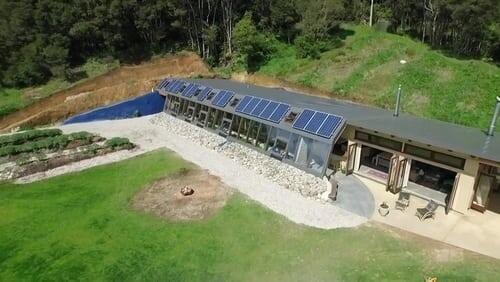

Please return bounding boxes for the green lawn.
[0,150,498,281]
[258,24,500,130]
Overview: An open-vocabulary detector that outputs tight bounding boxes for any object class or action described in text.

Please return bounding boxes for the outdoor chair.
[395,192,410,211]
[415,200,439,221]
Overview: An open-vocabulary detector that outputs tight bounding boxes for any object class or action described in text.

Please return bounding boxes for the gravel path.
[31,115,368,229]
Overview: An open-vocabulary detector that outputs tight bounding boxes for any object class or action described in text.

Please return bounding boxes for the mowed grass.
[0,150,499,281]
[258,24,500,130]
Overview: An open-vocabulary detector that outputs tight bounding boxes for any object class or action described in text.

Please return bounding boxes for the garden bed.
[0,128,136,181]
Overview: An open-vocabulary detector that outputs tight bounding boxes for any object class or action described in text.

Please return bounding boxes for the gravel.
[19,114,367,229]
[149,113,326,199]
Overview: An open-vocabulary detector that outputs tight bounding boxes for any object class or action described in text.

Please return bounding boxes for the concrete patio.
[352,174,500,260]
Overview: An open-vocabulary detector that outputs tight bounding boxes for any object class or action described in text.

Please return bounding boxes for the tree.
[233,12,274,71]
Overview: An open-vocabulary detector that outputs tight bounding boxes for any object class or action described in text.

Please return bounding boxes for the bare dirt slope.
[0,52,211,132]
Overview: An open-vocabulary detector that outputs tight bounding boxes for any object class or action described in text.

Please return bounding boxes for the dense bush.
[68,131,94,141]
[0,129,62,146]
[105,137,133,149]
[0,134,70,157]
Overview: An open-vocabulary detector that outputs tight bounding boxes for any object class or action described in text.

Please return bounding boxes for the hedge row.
[0,129,62,146]
[105,137,134,149]
[0,135,70,157]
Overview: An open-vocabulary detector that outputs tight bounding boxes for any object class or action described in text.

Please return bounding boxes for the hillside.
[0,52,211,132]
[257,25,500,130]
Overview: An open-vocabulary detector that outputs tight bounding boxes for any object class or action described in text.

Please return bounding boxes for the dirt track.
[0,52,212,132]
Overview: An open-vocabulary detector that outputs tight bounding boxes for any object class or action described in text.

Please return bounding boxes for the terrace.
[355,174,500,259]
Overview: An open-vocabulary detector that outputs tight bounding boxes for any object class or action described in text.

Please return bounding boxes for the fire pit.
[180,186,194,196]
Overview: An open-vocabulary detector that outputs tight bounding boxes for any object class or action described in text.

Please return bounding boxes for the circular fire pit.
[180,186,194,196]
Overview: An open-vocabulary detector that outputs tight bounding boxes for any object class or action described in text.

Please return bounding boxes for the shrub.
[0,133,70,157]
[68,131,93,141]
[0,145,16,157]
[0,128,62,146]
[105,137,133,149]
[295,35,322,59]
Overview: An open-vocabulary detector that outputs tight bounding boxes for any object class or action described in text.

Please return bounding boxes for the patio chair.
[395,192,410,211]
[415,200,439,221]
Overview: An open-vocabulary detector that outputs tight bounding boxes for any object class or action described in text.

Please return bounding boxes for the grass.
[0,150,499,281]
[0,88,25,117]
[258,24,500,130]
[0,58,119,119]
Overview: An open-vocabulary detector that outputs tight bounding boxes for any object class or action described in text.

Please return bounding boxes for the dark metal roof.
[158,78,345,143]
[186,78,500,163]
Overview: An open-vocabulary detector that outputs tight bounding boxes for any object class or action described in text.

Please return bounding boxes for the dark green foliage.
[233,13,275,71]
[0,129,62,146]
[0,134,70,157]
[68,131,93,142]
[0,0,498,90]
[105,137,133,149]
[295,35,321,59]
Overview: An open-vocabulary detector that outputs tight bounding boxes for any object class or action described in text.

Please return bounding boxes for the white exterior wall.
[452,158,480,213]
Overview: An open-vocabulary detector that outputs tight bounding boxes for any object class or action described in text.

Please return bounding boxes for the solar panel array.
[166,80,184,93]
[197,87,213,101]
[235,96,290,123]
[211,90,235,107]
[156,79,171,89]
[158,79,344,139]
[292,109,344,139]
[180,83,201,98]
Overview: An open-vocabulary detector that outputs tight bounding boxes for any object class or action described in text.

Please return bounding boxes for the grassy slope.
[259,25,500,130]
[0,150,498,281]
[0,59,119,118]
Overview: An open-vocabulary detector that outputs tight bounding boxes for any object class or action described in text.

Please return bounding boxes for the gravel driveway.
[42,115,369,229]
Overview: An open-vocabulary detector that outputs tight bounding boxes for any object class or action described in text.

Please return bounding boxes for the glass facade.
[165,94,332,176]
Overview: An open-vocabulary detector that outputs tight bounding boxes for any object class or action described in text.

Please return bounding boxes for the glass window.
[307,140,330,174]
[256,124,270,150]
[404,144,432,159]
[267,127,278,150]
[355,130,402,151]
[238,118,251,140]
[230,116,240,138]
[286,134,300,161]
[247,121,260,145]
[295,136,313,167]
[433,152,465,169]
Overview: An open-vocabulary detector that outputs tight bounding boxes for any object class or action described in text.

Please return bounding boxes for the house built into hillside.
[156,78,500,216]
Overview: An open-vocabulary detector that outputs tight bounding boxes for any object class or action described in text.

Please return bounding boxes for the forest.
[0,0,499,88]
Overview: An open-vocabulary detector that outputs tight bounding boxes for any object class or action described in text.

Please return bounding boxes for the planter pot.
[378,202,390,217]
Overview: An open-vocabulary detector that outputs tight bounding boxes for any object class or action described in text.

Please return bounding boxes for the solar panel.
[317,115,343,138]
[215,91,234,107]
[304,111,328,133]
[242,97,261,114]
[157,79,168,89]
[185,84,199,97]
[173,82,185,93]
[181,84,195,97]
[197,87,212,101]
[162,79,173,89]
[293,109,344,139]
[250,99,270,116]
[235,96,252,112]
[292,109,315,130]
[168,80,182,92]
[165,80,177,91]
[259,101,279,119]
[211,91,226,106]
[269,103,290,123]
